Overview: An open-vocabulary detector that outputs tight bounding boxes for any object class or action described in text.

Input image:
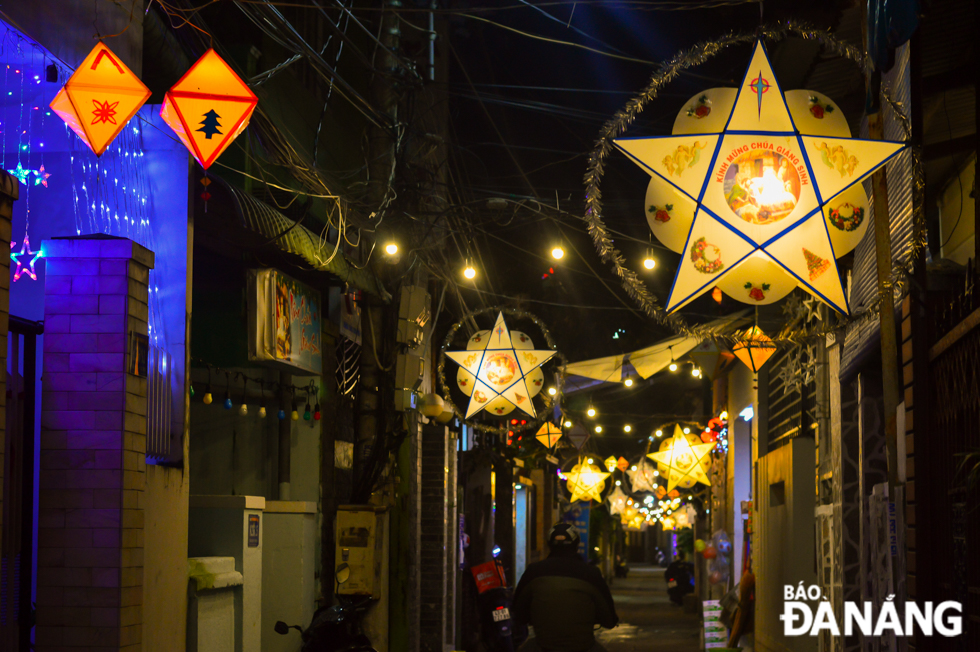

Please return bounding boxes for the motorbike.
[664,559,695,606]
[275,563,376,652]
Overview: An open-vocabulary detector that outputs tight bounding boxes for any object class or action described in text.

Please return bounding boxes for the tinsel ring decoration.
[583,22,924,345]
[438,307,566,436]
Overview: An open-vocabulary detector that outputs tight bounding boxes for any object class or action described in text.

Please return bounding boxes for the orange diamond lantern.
[732,325,777,372]
[161,49,258,169]
[50,42,150,156]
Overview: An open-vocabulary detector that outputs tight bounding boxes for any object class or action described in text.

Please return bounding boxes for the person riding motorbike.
[512,523,619,652]
[664,555,695,606]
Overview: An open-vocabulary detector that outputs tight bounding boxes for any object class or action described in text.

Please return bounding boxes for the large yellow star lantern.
[617,39,906,315]
[648,425,716,492]
[447,312,556,419]
[564,459,610,503]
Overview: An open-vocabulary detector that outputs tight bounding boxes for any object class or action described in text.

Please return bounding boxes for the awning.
[228,185,390,300]
[564,311,750,384]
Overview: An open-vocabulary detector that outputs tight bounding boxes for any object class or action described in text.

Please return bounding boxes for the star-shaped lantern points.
[618,40,906,315]
[626,458,659,493]
[606,486,628,516]
[11,235,42,282]
[564,459,611,503]
[447,312,556,419]
[648,425,716,492]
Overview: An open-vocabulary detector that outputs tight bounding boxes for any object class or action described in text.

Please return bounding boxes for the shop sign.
[249,269,322,374]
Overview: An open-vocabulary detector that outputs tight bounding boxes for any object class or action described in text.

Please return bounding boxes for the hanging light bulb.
[564,420,572,428]
[463,260,477,280]
[692,367,701,378]
[669,362,678,372]
[656,429,663,437]
[203,366,213,404]
[551,244,565,260]
[314,403,321,421]
[683,427,691,434]
[238,377,248,415]
[587,406,596,418]
[595,426,602,433]
[258,406,267,419]
[384,242,398,256]
[548,387,557,396]
[643,249,656,270]
[624,378,634,387]
[303,400,312,421]
[624,425,632,433]
[190,385,195,398]
[291,409,300,421]
[277,409,287,420]
[223,373,232,409]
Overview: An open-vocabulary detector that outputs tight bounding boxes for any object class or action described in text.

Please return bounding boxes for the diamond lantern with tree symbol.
[161,49,258,169]
[616,39,905,314]
[648,425,716,492]
[447,312,556,419]
[732,325,777,372]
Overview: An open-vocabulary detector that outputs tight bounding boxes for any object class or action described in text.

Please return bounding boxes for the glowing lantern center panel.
[723,148,801,225]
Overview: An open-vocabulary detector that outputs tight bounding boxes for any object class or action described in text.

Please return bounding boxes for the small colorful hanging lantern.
[50,42,151,156]
[616,456,629,472]
[603,456,618,472]
[535,421,562,448]
[161,49,258,169]
[732,325,777,372]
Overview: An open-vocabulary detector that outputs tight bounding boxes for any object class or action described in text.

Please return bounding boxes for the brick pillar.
[0,173,16,541]
[36,236,154,651]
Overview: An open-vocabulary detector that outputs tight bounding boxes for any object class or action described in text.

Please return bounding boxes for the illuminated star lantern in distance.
[648,425,716,491]
[564,459,610,503]
[455,322,547,417]
[607,486,628,516]
[50,41,151,156]
[161,49,258,169]
[626,458,659,493]
[615,39,906,315]
[535,422,563,448]
[446,312,556,419]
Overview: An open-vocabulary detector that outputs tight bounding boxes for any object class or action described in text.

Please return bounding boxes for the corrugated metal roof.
[841,43,914,380]
[228,185,390,300]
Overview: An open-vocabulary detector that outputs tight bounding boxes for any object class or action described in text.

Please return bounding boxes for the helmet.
[547,523,581,549]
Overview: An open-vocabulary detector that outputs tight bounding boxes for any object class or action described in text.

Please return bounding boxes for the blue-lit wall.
[1,22,190,637]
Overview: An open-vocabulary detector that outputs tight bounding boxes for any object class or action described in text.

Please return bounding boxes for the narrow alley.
[597,566,702,652]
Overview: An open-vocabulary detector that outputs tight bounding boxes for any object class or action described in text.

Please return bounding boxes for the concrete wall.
[143,465,189,651]
[3,0,144,76]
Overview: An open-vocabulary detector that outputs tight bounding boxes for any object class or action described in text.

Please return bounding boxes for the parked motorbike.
[664,559,695,606]
[275,563,376,652]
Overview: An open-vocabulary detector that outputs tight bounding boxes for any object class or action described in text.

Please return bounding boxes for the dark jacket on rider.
[512,548,618,651]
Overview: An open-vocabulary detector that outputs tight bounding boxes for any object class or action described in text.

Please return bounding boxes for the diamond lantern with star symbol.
[447,312,557,419]
[606,486,628,516]
[626,458,659,493]
[564,459,611,503]
[648,425,716,492]
[617,40,906,314]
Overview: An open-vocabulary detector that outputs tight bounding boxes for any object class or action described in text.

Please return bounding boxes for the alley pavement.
[596,565,702,652]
